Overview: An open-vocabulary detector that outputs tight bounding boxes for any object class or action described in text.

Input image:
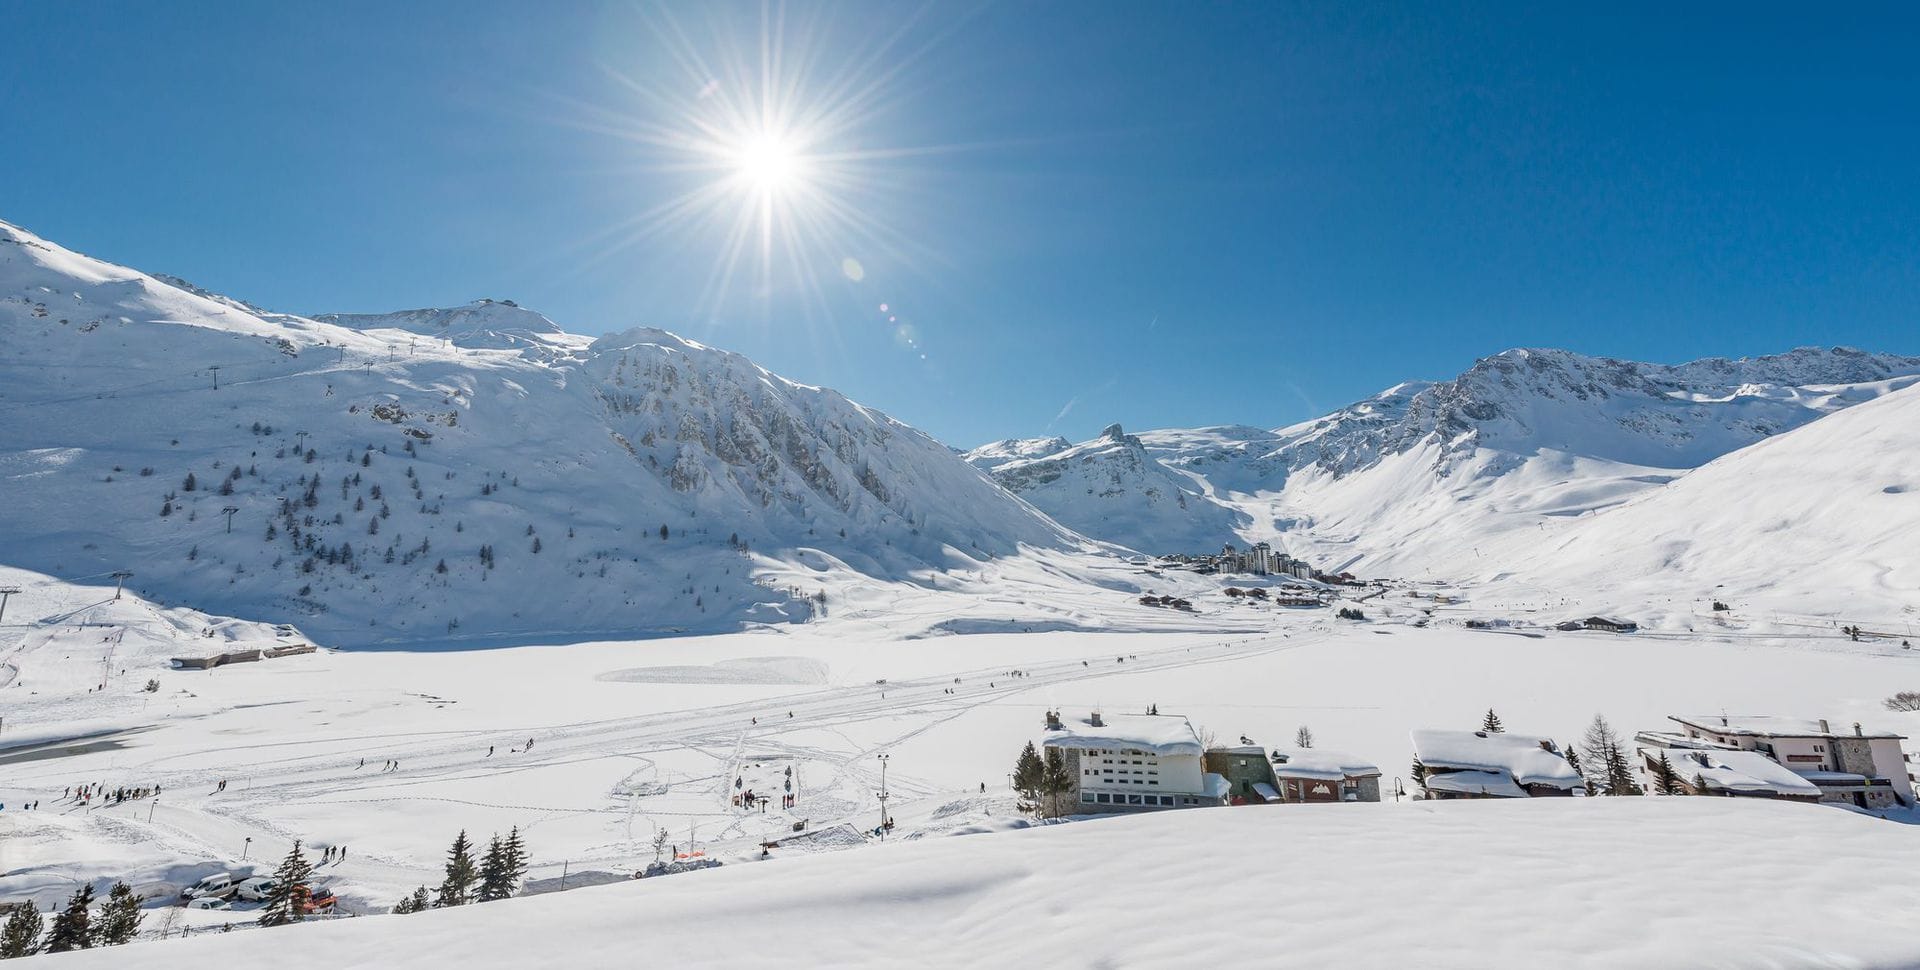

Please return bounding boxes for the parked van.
[237,876,278,901]
[186,896,230,911]
[182,872,235,900]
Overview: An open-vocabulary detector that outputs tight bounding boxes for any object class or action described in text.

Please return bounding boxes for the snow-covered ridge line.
[0,216,1088,645]
[971,343,1920,576]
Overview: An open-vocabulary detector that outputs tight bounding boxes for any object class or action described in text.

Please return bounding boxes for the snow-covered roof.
[1411,730,1582,788]
[1663,748,1822,797]
[1423,769,1529,799]
[1203,773,1232,799]
[1251,782,1281,802]
[1042,713,1204,756]
[1268,747,1381,781]
[1670,715,1903,740]
[1634,731,1737,752]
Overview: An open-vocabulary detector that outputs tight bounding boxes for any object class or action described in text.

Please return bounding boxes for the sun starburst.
[555,2,953,329]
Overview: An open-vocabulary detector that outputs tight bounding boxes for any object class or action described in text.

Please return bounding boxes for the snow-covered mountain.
[312,301,590,360]
[966,424,1242,552]
[974,348,1920,572]
[962,435,1070,473]
[0,219,1084,645]
[1483,378,1920,626]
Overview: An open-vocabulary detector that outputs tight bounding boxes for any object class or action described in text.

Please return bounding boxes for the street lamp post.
[243,837,252,860]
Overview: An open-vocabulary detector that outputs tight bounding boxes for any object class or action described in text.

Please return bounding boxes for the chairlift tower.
[876,753,891,842]
[0,586,19,623]
[221,507,240,533]
[110,571,133,601]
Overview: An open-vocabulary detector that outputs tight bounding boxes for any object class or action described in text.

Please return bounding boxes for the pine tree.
[42,884,95,953]
[436,830,478,907]
[0,900,43,959]
[1012,741,1046,817]
[258,840,314,927]
[500,827,528,898]
[1042,746,1074,819]
[1562,745,1597,796]
[476,835,508,902]
[1295,725,1315,748]
[1653,751,1683,795]
[92,882,144,946]
[393,886,431,914]
[182,472,197,492]
[1481,709,1505,733]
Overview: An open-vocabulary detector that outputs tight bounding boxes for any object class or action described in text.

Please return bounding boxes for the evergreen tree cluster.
[395,827,529,914]
[1011,739,1076,819]
[5,881,145,957]
[1576,713,1643,796]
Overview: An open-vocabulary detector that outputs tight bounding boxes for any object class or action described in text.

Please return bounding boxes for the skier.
[526,738,534,750]
[357,758,365,770]
[487,745,494,757]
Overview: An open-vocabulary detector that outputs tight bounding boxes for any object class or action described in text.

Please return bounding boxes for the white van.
[237,876,278,901]
[182,872,235,900]
[186,896,230,911]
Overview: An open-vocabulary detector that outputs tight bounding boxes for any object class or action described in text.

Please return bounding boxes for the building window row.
[1080,792,1177,807]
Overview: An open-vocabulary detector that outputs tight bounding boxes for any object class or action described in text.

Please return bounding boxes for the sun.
[734,132,803,193]
[564,3,959,324]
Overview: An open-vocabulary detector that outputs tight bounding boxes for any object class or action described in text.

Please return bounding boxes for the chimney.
[1089,710,1105,728]
[1044,709,1062,731]
[1819,719,1830,734]
[1854,722,1863,736]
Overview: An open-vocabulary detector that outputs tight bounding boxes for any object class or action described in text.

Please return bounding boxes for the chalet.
[1200,744,1382,804]
[1568,616,1638,633]
[1411,729,1581,799]
[1266,747,1383,803]
[1043,711,1230,814]
[1650,715,1911,809]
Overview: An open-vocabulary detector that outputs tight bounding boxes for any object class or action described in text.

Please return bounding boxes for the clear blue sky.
[4,2,1917,446]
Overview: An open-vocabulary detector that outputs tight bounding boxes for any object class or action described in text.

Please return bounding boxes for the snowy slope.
[312,300,590,360]
[0,218,1084,646]
[1483,380,1920,626]
[0,563,292,746]
[978,349,1920,572]
[25,798,1920,970]
[975,424,1242,552]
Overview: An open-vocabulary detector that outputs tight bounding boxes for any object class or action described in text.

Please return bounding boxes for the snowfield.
[25,798,1920,970]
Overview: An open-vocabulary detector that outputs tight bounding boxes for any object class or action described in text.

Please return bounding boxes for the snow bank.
[26,799,1920,969]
